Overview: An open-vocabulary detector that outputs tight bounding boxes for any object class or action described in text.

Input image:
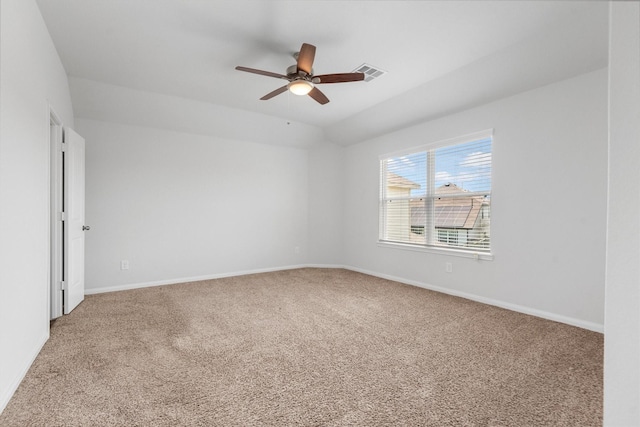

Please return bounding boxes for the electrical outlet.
[121,260,129,270]
[445,262,453,273]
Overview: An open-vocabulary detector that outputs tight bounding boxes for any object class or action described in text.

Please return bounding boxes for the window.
[379,130,492,253]
[438,229,459,246]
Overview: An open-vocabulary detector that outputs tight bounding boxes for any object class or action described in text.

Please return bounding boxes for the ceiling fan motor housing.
[287,64,313,78]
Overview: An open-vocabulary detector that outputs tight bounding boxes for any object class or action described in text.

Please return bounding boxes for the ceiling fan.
[235,43,365,105]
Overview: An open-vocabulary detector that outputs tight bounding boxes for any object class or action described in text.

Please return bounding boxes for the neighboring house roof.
[386,172,421,189]
[411,183,487,229]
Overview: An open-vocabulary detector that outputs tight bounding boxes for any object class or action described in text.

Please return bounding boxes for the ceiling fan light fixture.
[288,79,314,96]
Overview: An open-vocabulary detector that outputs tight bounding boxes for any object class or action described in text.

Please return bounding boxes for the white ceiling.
[36,1,609,145]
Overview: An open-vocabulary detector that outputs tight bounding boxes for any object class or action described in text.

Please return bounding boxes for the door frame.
[50,108,64,319]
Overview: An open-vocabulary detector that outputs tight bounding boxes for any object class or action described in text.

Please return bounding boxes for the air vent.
[353,63,387,82]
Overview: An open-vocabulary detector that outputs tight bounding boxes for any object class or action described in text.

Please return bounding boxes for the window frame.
[378,129,494,260]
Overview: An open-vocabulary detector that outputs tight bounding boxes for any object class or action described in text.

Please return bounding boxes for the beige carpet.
[1,268,602,426]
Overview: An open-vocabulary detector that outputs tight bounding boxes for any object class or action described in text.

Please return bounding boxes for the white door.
[63,127,86,314]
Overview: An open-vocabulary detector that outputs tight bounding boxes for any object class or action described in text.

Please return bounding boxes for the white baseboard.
[85,264,603,333]
[342,265,604,333]
[303,263,345,269]
[0,331,49,415]
[85,264,311,295]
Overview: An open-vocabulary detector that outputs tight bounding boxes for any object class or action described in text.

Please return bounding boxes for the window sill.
[377,241,494,261]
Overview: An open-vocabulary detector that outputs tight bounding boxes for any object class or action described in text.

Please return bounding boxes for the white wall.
[76,119,309,292]
[0,0,74,413]
[342,68,608,331]
[604,2,640,424]
[307,143,345,266]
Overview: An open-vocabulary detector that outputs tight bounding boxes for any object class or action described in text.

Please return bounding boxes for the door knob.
[82,225,91,231]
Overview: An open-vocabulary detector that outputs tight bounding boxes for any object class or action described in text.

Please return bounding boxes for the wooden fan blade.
[260,85,288,100]
[297,43,316,75]
[315,72,365,84]
[308,87,329,105]
[235,66,289,80]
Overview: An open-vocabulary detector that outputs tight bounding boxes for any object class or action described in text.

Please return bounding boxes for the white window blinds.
[379,131,492,252]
